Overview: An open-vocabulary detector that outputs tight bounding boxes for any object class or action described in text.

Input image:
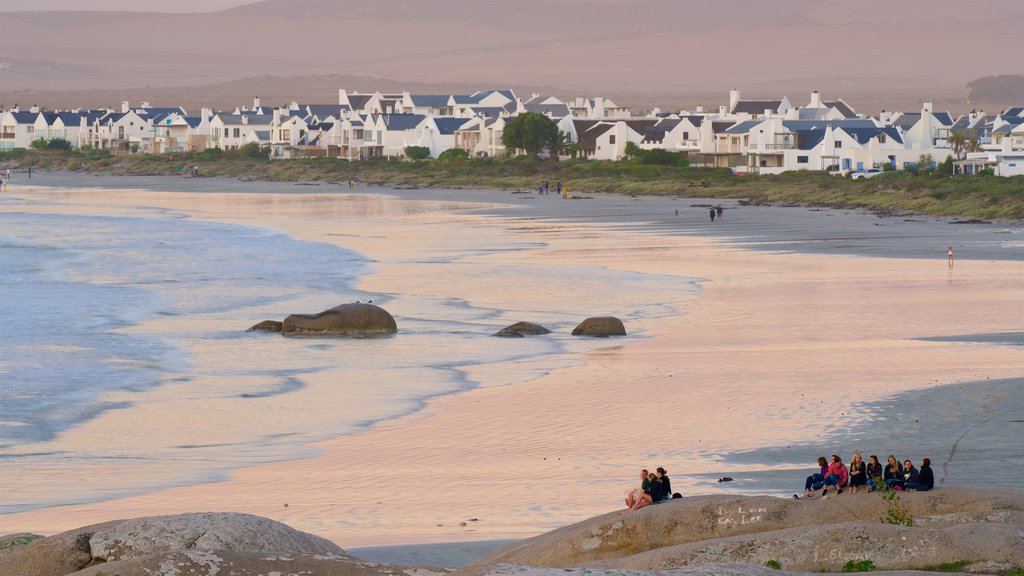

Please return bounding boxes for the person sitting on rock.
[649,471,666,503]
[624,469,649,509]
[906,458,934,491]
[901,459,919,488]
[865,454,884,492]
[883,454,904,490]
[848,451,867,494]
[820,454,849,496]
[655,467,672,501]
[622,472,656,513]
[803,456,829,496]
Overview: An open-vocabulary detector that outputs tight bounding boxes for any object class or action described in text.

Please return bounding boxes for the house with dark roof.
[567,96,630,118]
[728,89,791,118]
[210,112,273,151]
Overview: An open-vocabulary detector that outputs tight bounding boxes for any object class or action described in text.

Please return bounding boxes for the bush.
[763,559,781,570]
[30,138,49,150]
[404,145,431,160]
[638,148,684,166]
[880,488,913,526]
[437,148,469,162]
[842,559,876,572]
[47,138,73,151]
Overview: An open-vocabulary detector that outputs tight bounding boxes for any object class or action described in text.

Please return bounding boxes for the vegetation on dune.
[2,149,1022,220]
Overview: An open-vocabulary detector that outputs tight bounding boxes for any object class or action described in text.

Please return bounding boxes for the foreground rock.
[494,321,552,337]
[0,512,410,576]
[281,303,397,337]
[571,316,626,337]
[467,488,1024,573]
[246,319,283,332]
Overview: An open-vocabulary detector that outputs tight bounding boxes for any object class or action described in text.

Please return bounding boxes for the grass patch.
[842,559,876,572]
[3,150,1022,220]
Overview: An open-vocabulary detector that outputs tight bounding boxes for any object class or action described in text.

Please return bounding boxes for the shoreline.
[2,171,1024,545]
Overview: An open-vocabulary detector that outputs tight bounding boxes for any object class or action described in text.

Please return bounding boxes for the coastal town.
[2,88,1024,177]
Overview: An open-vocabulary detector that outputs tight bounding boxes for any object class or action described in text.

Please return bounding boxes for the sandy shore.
[1,176,1021,551]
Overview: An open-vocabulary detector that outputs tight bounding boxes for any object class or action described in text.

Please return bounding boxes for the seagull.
[368,299,374,304]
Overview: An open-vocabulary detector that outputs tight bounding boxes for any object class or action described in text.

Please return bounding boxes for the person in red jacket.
[820,454,849,496]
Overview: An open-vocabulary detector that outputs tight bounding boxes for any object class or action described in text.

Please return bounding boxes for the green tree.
[437,148,469,162]
[30,138,49,150]
[547,130,569,161]
[46,138,73,151]
[623,141,642,160]
[917,153,934,175]
[404,145,431,160]
[965,138,983,154]
[948,132,967,160]
[501,112,559,157]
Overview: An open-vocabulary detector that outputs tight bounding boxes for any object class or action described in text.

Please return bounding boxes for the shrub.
[30,138,49,150]
[842,559,876,572]
[437,148,469,162]
[47,138,73,151]
[763,559,782,570]
[880,487,913,526]
[404,145,431,160]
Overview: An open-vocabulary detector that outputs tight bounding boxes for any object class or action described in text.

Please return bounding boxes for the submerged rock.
[246,320,283,333]
[494,321,552,338]
[281,303,397,337]
[571,316,626,337]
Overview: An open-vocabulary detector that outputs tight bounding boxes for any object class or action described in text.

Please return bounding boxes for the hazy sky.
[0,0,248,11]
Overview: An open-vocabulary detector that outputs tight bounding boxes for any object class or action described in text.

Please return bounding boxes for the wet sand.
[1,175,1021,550]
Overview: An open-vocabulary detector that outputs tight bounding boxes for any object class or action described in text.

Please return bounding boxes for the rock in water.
[494,321,553,338]
[571,316,626,337]
[246,320,283,333]
[281,303,397,337]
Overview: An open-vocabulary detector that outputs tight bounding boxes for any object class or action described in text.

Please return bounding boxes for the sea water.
[0,184,697,516]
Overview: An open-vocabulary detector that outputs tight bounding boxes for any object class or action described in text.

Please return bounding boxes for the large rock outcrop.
[571,316,626,337]
[0,512,409,576]
[281,303,397,337]
[246,319,283,332]
[493,321,552,338]
[468,488,1024,573]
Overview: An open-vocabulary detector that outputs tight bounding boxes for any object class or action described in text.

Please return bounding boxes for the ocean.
[0,178,697,517]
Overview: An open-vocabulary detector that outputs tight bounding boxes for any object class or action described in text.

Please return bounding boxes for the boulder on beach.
[281,303,397,337]
[0,512,408,576]
[571,316,626,337]
[493,321,552,338]
[468,487,1024,573]
[246,319,283,333]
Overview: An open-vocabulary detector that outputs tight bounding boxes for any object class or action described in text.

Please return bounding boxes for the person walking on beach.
[562,184,568,199]
[947,246,954,267]
[555,181,562,197]
[709,207,716,222]
[715,205,723,220]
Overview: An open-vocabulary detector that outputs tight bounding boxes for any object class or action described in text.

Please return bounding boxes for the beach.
[1,173,1021,553]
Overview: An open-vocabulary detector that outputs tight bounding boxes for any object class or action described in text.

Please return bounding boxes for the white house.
[0,110,40,150]
[209,112,273,150]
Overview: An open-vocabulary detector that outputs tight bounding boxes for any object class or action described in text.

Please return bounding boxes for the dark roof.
[723,120,762,134]
[680,115,704,127]
[433,117,469,135]
[183,117,203,128]
[782,119,876,131]
[711,121,735,134]
[467,106,507,118]
[1005,107,1024,118]
[411,95,452,107]
[933,112,954,126]
[523,102,571,117]
[732,100,783,115]
[10,111,40,123]
[575,122,615,151]
[347,95,372,109]
[305,105,344,119]
[824,100,856,118]
[794,129,827,150]
[380,113,426,131]
[892,113,920,130]
[840,126,903,145]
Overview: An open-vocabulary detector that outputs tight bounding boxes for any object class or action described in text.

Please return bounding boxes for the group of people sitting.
[802,452,935,497]
[622,467,680,513]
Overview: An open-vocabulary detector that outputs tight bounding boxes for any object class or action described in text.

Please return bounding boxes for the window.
[26,126,34,133]
[834,140,842,149]
[797,155,808,164]
[233,128,240,137]
[878,133,886,143]
[223,128,229,137]
[682,132,689,140]
[609,135,616,144]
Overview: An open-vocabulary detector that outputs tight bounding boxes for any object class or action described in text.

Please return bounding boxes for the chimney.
[121,100,130,113]
[764,108,773,117]
[30,104,39,113]
[922,102,933,114]
[241,115,248,125]
[338,89,348,106]
[729,88,740,112]
[141,101,151,108]
[201,107,212,120]
[809,90,823,108]
[254,96,261,109]
[719,105,728,116]
[696,105,704,113]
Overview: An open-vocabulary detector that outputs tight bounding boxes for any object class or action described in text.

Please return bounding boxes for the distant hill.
[0,0,1021,106]
[968,75,1024,104]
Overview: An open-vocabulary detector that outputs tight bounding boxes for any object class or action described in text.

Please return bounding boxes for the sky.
[0,0,248,11]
